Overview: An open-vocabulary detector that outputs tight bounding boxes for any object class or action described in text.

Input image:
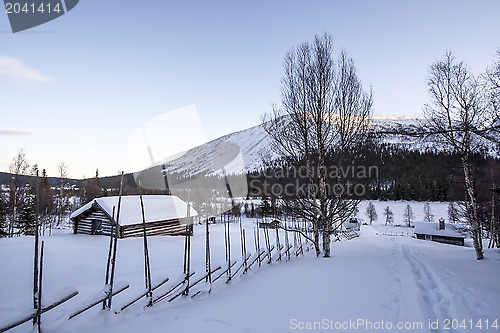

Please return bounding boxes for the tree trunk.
[306,148,321,257]
[322,227,330,258]
[461,157,483,260]
[489,191,496,248]
[312,214,320,257]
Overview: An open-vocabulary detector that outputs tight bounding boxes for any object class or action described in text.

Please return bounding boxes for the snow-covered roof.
[413,222,463,238]
[70,195,197,226]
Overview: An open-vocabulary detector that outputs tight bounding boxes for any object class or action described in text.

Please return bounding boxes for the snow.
[70,195,198,226]
[1,201,500,333]
[68,281,129,320]
[160,123,273,176]
[0,277,77,331]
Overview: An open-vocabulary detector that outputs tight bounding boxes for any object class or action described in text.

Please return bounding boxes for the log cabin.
[414,220,465,246]
[70,195,197,238]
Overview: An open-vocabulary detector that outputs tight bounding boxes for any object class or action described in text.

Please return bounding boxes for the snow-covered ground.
[1,201,499,333]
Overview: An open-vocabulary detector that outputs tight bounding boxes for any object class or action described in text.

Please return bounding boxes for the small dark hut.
[258,218,281,229]
[70,195,197,238]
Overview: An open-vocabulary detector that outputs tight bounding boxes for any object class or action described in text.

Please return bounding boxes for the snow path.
[402,243,453,332]
[382,235,496,333]
[401,242,492,332]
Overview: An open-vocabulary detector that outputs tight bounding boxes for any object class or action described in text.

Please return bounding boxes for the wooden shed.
[70,195,197,238]
[414,221,464,246]
[258,218,280,229]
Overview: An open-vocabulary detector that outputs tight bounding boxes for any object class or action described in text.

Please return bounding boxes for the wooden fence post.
[107,171,124,309]
[139,185,152,306]
[33,171,39,325]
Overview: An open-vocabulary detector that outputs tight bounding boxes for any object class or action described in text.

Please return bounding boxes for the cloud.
[0,129,40,135]
[0,56,52,82]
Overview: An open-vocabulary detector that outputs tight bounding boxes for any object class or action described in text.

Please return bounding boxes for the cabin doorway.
[91,219,103,235]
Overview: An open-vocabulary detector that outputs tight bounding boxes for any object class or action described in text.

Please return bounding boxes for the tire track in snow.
[417,249,491,326]
[402,244,492,333]
[402,244,453,333]
[381,237,402,323]
[378,237,492,333]
[383,238,425,327]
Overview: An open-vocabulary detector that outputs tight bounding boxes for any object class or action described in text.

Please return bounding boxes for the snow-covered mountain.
[139,123,272,178]
[370,115,441,151]
[144,115,496,178]
[372,114,500,155]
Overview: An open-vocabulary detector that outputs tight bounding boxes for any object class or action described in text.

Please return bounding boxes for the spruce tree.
[17,195,36,236]
[243,203,250,218]
[85,169,103,202]
[403,204,415,227]
[448,202,461,224]
[260,195,271,217]
[40,169,54,221]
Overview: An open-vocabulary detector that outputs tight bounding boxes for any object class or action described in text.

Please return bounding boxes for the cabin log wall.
[73,205,115,236]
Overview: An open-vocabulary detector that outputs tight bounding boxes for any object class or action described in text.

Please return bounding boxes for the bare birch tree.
[365,202,377,225]
[423,51,500,260]
[8,149,30,237]
[0,192,8,237]
[486,49,500,110]
[56,162,69,227]
[383,206,394,225]
[263,33,372,257]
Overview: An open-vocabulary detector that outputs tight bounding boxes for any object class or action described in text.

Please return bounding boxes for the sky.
[0,0,499,179]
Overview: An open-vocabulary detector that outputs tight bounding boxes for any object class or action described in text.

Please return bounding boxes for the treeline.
[0,150,145,237]
[0,150,76,237]
[246,143,500,203]
[357,143,500,203]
